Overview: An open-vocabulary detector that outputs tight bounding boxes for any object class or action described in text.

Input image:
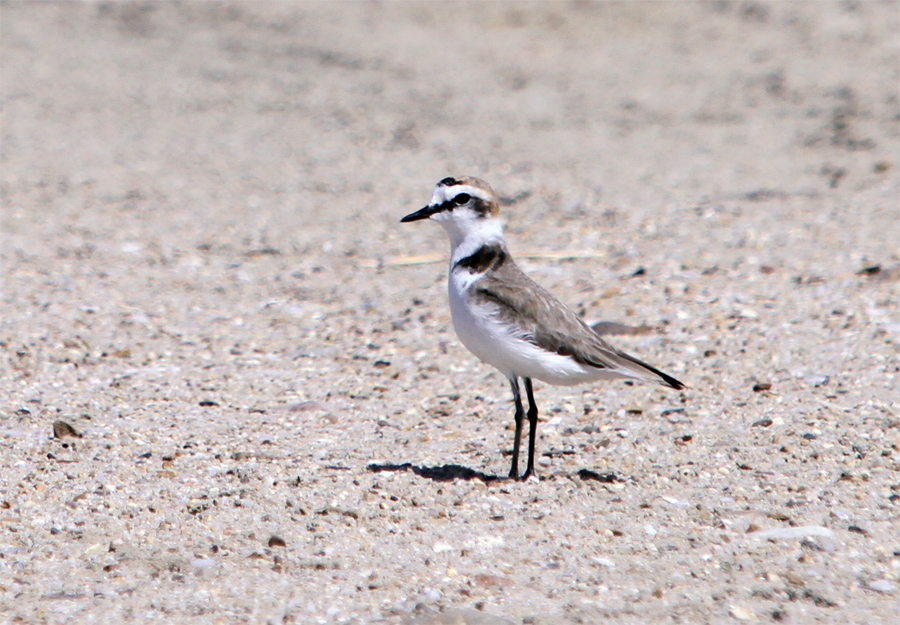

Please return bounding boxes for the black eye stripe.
[429,192,483,215]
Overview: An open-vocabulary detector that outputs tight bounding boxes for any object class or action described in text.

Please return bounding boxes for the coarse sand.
[1,2,898,624]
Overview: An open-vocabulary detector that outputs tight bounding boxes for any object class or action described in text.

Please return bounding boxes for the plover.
[401,176,684,480]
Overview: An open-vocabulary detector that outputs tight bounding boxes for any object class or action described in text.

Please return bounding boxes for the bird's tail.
[614,350,685,390]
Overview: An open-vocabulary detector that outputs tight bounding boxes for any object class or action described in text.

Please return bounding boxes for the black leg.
[523,378,539,479]
[508,377,524,479]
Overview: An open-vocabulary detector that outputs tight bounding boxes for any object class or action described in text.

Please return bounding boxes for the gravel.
[2,2,898,624]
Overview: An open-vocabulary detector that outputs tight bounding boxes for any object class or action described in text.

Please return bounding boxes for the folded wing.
[472,257,684,390]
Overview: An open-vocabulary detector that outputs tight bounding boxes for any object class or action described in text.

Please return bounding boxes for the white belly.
[448,273,622,386]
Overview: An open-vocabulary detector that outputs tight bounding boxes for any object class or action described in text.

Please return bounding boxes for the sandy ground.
[2,2,899,624]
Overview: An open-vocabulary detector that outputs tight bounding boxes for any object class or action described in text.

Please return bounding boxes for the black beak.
[400,205,439,223]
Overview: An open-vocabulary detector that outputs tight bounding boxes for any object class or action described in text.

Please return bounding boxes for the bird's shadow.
[366,463,621,484]
[367,462,504,483]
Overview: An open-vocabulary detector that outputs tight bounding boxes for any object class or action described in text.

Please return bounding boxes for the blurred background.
[3,2,897,257]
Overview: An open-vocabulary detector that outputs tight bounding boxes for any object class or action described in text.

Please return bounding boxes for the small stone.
[577,469,618,483]
[803,374,829,387]
[752,382,772,392]
[84,543,105,556]
[53,420,81,439]
[800,538,826,552]
[751,525,834,540]
[867,579,895,593]
[470,573,510,588]
[268,535,287,548]
[729,606,755,621]
[186,499,209,515]
[190,557,216,571]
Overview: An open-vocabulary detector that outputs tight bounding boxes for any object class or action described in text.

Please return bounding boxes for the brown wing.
[471,256,684,389]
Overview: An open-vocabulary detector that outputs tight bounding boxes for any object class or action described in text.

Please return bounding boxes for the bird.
[401,176,684,480]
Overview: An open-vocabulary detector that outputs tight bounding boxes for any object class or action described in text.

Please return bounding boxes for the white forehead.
[430,184,491,206]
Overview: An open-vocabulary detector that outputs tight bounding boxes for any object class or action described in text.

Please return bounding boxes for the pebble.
[52,420,81,439]
[804,374,830,387]
[751,526,834,540]
[84,543,105,556]
[190,558,216,571]
[867,580,896,594]
[729,606,755,621]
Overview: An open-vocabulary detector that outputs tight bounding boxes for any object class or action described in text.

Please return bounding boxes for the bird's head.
[401,176,502,248]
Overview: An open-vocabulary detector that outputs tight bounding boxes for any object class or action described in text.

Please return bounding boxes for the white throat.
[440,215,505,265]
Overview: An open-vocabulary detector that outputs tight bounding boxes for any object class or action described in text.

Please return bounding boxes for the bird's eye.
[453,193,471,206]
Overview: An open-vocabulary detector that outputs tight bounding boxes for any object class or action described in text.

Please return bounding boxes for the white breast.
[448,270,617,386]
